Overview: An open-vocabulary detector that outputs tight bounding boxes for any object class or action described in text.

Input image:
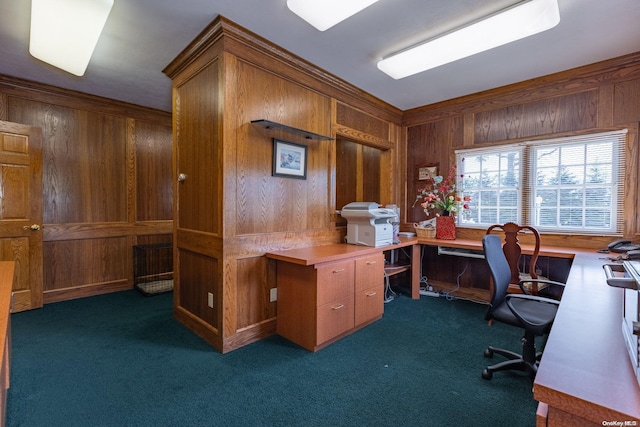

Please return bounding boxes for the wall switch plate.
[207,292,214,308]
[270,288,277,302]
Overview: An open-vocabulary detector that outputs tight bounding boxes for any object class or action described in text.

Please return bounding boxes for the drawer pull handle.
[366,292,377,297]
[332,304,345,310]
[367,261,377,265]
[333,269,345,273]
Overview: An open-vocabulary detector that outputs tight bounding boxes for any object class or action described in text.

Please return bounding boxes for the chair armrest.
[505,294,560,328]
[517,278,566,294]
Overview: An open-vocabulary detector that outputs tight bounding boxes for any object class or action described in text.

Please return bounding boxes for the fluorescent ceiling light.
[377,0,560,79]
[287,0,379,31]
[29,0,114,76]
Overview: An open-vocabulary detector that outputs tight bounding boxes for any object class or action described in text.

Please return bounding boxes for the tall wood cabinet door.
[0,120,43,312]
[173,64,223,333]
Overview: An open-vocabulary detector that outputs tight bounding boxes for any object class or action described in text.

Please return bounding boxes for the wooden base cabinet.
[276,252,384,351]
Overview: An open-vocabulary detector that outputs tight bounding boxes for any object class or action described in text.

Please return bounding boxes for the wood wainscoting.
[0,76,173,306]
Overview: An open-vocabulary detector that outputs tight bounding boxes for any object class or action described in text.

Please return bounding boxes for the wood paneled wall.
[234,60,333,235]
[404,52,640,249]
[0,76,172,303]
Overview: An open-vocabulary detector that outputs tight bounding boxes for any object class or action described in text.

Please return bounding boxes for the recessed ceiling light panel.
[287,0,380,31]
[29,0,114,76]
[377,0,560,79]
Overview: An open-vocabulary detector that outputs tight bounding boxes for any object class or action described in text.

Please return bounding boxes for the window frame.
[455,130,627,235]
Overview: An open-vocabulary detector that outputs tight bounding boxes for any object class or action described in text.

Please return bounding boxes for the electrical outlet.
[269,288,277,302]
[207,292,213,308]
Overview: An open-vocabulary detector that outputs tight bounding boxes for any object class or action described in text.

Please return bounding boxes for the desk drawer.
[355,285,384,326]
[316,261,354,306]
[317,296,354,345]
[355,254,384,292]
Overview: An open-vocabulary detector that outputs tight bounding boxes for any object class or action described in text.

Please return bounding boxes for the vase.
[436,215,456,240]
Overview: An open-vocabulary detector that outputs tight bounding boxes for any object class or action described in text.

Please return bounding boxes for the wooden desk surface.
[533,249,640,423]
[266,236,418,266]
[266,236,422,298]
[418,236,576,258]
[419,237,640,423]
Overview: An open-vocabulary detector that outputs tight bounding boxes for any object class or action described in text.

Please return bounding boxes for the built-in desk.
[419,237,574,300]
[418,237,640,425]
[267,236,420,298]
[418,237,576,259]
[533,249,640,426]
[266,237,419,351]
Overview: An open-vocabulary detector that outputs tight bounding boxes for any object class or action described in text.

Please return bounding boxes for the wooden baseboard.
[11,290,32,313]
[43,280,131,304]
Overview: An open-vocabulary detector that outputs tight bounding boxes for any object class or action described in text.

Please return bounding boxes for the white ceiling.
[1,0,639,113]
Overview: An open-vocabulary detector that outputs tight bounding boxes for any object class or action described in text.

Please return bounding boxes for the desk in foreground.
[533,249,640,426]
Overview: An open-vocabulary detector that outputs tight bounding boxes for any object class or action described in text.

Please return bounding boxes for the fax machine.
[340,202,397,247]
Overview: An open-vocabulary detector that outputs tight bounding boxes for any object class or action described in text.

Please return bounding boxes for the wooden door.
[0,120,43,312]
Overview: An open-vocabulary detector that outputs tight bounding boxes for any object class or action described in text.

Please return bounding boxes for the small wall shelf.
[251,119,333,141]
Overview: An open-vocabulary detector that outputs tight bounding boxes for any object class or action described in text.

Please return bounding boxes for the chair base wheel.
[481,344,538,380]
[482,368,492,380]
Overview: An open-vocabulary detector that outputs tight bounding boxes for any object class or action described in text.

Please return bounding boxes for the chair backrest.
[486,222,541,293]
[482,234,512,310]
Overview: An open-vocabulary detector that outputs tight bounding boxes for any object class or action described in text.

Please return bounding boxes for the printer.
[340,202,397,247]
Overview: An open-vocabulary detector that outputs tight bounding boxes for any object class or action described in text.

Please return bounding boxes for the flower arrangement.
[413,164,471,217]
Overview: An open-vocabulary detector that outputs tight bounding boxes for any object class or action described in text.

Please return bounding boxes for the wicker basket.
[415,226,436,238]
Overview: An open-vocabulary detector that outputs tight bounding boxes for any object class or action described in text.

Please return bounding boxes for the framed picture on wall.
[417,164,438,181]
[273,139,307,179]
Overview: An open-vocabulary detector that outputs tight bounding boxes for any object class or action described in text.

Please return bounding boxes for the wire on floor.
[383,268,397,303]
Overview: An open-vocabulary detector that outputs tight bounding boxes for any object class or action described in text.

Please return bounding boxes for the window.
[456,130,627,235]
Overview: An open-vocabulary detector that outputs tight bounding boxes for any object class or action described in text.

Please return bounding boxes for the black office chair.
[481,234,564,380]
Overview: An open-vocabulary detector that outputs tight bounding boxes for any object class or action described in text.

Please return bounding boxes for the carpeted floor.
[7,290,537,426]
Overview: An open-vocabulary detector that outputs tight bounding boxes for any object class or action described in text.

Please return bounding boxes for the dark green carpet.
[7,290,537,426]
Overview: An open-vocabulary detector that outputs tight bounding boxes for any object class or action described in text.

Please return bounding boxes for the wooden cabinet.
[274,251,384,351]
